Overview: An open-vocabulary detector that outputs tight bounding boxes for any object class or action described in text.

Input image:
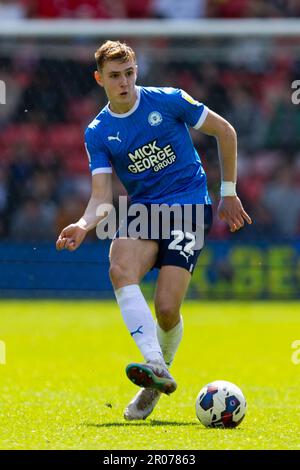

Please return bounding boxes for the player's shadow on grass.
[83,420,198,427]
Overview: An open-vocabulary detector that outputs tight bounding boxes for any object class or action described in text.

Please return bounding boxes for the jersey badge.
[148,111,163,126]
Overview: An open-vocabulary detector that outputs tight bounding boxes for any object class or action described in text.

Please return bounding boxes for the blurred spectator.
[30,0,125,19]
[208,0,250,18]
[225,86,267,152]
[10,197,56,241]
[0,166,9,238]
[27,170,57,204]
[0,0,26,19]
[208,0,300,18]
[261,166,300,238]
[200,64,231,116]
[56,194,86,234]
[152,0,206,18]
[15,66,66,123]
[55,193,97,242]
[1,35,300,241]
[246,0,300,18]
[0,167,8,213]
[265,85,300,152]
[123,0,152,18]
[6,144,35,214]
[8,0,300,18]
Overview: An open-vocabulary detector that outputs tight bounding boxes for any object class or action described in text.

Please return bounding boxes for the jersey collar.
[107,86,141,118]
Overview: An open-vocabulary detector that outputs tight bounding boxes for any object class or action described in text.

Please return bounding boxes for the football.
[195,380,246,428]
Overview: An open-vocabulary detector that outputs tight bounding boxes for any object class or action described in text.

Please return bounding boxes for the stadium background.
[1,0,300,300]
[1,0,300,454]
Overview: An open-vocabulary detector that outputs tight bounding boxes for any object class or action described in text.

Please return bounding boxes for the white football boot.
[124,361,177,420]
[124,388,161,421]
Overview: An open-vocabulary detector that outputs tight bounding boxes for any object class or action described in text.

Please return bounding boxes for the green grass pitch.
[0,300,299,450]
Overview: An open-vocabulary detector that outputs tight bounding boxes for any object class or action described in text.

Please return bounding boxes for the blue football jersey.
[85,86,211,205]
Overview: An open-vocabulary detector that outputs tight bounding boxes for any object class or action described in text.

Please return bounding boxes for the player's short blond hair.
[95,40,136,71]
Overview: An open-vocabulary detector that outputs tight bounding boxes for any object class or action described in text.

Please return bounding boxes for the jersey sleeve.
[84,126,112,175]
[167,88,209,129]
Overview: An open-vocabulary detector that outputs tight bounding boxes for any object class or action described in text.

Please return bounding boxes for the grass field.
[0,300,299,450]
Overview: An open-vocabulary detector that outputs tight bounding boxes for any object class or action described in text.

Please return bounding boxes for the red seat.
[1,124,43,153]
[64,150,89,174]
[46,125,84,155]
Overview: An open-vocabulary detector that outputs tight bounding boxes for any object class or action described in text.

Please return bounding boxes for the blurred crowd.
[1,34,300,242]
[0,0,300,19]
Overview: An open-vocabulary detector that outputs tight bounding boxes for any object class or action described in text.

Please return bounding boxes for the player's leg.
[125,205,212,420]
[110,238,177,394]
[109,237,158,289]
[110,237,161,362]
[154,204,213,368]
[124,266,190,420]
[154,265,191,367]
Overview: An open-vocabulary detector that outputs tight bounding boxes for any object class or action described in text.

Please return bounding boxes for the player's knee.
[109,262,134,288]
[109,262,125,286]
[155,303,179,331]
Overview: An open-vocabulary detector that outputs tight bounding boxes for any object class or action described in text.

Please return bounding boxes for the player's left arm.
[199,109,252,232]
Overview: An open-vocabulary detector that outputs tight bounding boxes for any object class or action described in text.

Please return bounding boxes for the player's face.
[95,59,138,113]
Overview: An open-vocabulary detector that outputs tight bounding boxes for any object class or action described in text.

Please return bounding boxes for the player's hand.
[56,224,87,251]
[217,196,252,232]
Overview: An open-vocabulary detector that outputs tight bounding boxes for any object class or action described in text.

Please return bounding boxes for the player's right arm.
[56,172,113,251]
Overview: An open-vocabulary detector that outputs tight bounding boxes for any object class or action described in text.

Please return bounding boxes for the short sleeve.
[84,125,112,175]
[168,88,209,129]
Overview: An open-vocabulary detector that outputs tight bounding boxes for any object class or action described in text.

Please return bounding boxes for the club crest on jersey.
[148,111,162,126]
